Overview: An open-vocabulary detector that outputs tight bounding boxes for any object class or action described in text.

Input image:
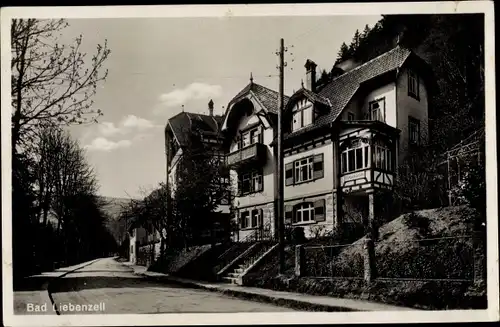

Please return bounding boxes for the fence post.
[295,245,305,277]
[363,238,377,284]
[473,230,486,284]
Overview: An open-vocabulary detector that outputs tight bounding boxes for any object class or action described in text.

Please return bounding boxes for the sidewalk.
[123,261,418,312]
[13,258,102,315]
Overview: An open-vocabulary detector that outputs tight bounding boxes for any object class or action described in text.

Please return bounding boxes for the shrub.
[403,212,431,236]
[291,227,306,244]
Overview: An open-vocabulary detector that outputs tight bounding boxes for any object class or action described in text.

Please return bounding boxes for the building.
[128,223,160,265]
[221,45,433,240]
[164,101,231,245]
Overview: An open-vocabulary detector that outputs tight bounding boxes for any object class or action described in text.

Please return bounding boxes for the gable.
[280,46,430,142]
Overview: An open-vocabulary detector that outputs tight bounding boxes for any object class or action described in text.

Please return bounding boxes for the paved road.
[50,257,294,314]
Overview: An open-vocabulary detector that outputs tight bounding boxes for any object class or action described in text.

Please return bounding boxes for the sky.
[60,15,382,199]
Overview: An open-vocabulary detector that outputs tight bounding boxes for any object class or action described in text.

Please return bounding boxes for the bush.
[403,212,431,236]
[291,227,306,244]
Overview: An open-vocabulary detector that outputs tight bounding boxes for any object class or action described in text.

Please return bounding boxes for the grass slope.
[248,205,486,310]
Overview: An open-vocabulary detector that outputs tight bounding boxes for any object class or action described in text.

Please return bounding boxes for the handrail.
[217,221,272,261]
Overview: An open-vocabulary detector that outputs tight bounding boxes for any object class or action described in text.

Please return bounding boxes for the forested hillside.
[318,14,485,154]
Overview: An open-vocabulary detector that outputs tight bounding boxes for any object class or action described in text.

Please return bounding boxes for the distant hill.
[100,196,134,220]
[99,196,135,245]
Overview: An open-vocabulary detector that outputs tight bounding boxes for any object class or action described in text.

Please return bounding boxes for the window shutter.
[285,205,293,224]
[258,209,263,227]
[416,74,420,98]
[236,134,242,150]
[237,174,242,196]
[314,199,326,222]
[291,205,298,224]
[258,127,264,144]
[407,72,411,97]
[239,212,244,229]
[285,162,294,186]
[313,154,324,180]
[257,169,263,192]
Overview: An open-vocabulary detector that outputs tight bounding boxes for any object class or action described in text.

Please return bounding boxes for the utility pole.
[276,38,286,274]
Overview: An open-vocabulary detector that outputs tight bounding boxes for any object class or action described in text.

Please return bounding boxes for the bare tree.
[11,19,110,151]
[33,126,97,232]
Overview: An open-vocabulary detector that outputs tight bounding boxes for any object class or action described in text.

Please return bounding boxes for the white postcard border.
[1,2,498,326]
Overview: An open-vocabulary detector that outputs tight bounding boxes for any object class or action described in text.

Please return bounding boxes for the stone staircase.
[216,222,276,285]
[220,240,276,285]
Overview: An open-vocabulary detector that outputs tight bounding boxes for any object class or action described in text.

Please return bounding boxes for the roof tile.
[228,82,290,114]
[284,46,413,140]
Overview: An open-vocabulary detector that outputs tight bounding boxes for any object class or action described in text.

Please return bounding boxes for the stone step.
[233,268,245,274]
[227,272,241,278]
[222,276,239,284]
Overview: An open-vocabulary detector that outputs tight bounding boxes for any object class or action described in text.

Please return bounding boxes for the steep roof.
[168,111,223,146]
[228,81,290,114]
[284,46,414,140]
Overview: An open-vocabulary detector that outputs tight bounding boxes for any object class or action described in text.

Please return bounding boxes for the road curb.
[137,272,357,312]
[45,258,103,315]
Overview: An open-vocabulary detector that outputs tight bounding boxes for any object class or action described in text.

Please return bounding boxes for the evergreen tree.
[361,24,371,39]
[349,29,361,53]
[336,42,350,63]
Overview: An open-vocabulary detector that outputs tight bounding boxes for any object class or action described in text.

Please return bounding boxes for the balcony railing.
[227,143,267,169]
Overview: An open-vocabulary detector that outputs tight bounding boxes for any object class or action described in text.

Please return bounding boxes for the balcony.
[227,143,267,169]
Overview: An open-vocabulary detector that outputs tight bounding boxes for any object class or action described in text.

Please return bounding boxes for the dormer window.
[292,98,313,131]
[369,98,385,122]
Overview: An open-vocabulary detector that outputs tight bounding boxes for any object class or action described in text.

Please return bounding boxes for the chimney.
[304,59,317,92]
[208,99,214,116]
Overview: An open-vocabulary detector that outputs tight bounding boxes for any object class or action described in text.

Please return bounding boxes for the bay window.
[373,140,393,171]
[341,139,370,174]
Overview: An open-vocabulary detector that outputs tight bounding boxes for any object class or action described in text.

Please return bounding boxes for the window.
[251,209,262,228]
[219,176,230,205]
[295,203,314,223]
[238,126,262,149]
[288,200,326,224]
[238,170,263,195]
[347,112,355,121]
[341,139,370,174]
[409,117,420,145]
[250,128,262,144]
[369,98,385,122]
[240,211,250,229]
[292,100,313,131]
[373,140,393,171]
[285,154,324,186]
[294,157,314,183]
[408,70,419,99]
[240,209,262,229]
